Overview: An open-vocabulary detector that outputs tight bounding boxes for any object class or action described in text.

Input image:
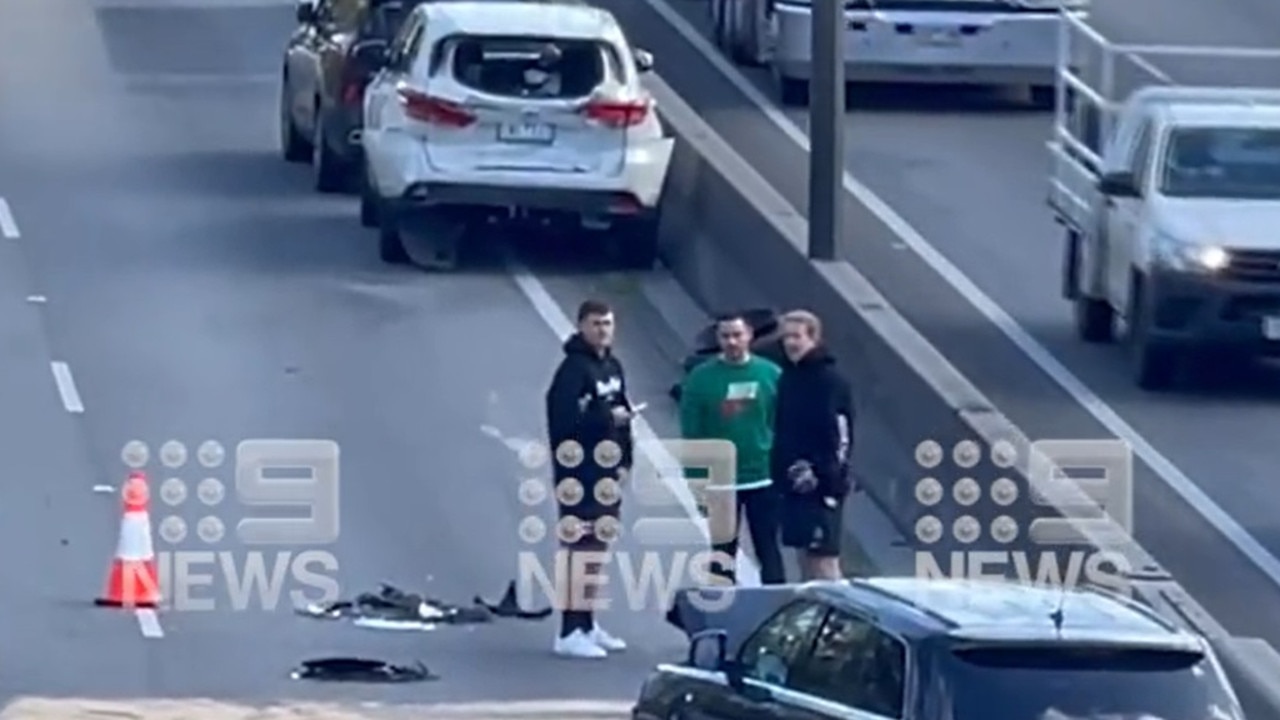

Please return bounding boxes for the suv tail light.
[397,87,476,128]
[583,99,649,128]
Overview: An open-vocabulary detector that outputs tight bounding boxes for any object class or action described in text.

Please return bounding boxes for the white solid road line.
[135,608,164,638]
[509,261,762,588]
[49,361,85,414]
[0,198,19,238]
[636,0,1280,590]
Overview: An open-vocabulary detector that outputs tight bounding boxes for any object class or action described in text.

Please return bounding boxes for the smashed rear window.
[446,35,618,100]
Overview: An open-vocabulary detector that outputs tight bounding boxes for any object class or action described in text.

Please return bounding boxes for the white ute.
[710,0,1086,107]
[1050,13,1280,390]
[360,0,673,268]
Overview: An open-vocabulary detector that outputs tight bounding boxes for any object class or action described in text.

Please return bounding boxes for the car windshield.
[448,35,613,100]
[1160,126,1280,199]
[944,645,1241,720]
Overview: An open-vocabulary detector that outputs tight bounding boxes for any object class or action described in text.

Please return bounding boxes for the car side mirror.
[634,48,654,73]
[1098,171,1139,197]
[295,0,316,24]
[688,629,727,671]
[352,39,389,67]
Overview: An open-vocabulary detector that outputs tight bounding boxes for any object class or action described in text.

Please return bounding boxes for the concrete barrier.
[645,73,1280,719]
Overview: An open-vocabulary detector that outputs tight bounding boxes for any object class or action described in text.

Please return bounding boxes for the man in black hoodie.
[545,299,635,659]
[771,310,855,581]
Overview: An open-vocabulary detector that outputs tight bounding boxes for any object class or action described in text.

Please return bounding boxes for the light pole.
[807,0,844,260]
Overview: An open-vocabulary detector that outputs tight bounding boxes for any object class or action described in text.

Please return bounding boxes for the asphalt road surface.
[594,0,1280,647]
[0,0,726,704]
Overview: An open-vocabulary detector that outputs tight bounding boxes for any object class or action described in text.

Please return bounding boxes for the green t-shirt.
[679,355,781,489]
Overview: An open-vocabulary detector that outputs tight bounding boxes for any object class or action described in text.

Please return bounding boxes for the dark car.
[668,308,787,401]
[638,577,1244,720]
[280,0,417,192]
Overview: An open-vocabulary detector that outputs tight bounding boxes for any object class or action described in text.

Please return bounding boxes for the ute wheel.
[614,216,660,270]
[279,78,311,163]
[1125,275,1176,390]
[378,204,410,265]
[1029,85,1056,109]
[313,113,349,194]
[1075,296,1115,344]
[1067,232,1115,343]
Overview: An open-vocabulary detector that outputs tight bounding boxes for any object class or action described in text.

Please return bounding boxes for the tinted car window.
[792,611,906,718]
[1160,126,1280,199]
[944,646,1242,720]
[448,35,609,99]
[736,600,828,687]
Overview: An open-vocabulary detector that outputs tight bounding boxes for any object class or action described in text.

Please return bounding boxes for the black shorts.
[780,495,843,557]
[557,498,622,551]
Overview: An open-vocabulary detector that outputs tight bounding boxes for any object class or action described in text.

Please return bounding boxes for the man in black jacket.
[771,310,855,581]
[545,299,634,659]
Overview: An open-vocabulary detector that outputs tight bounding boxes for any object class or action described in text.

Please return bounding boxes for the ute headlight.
[1152,234,1230,272]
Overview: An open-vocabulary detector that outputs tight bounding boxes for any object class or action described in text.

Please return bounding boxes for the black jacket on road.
[770,347,855,499]
[545,334,634,495]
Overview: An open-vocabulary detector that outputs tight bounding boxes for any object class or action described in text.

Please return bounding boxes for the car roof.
[797,577,1198,648]
[1126,86,1280,129]
[1160,102,1280,129]
[419,1,625,45]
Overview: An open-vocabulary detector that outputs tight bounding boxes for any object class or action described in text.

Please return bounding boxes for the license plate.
[496,122,554,144]
[1263,317,1280,340]
[918,27,962,46]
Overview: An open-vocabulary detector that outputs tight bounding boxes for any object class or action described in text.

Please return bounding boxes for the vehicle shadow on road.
[845,81,1048,115]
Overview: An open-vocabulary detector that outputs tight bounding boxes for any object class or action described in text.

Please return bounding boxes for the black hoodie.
[545,334,634,484]
[770,347,855,499]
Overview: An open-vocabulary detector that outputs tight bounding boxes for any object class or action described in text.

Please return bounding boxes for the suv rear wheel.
[313,113,349,194]
[359,164,379,228]
[280,78,311,163]
[614,217,660,270]
[378,204,410,265]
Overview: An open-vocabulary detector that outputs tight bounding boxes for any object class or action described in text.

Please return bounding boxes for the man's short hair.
[781,309,822,341]
[577,299,613,322]
[714,310,750,326]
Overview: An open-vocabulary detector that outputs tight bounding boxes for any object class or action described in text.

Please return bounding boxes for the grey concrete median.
[644,73,1280,719]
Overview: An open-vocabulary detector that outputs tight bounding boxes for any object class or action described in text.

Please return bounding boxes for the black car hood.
[666,585,802,651]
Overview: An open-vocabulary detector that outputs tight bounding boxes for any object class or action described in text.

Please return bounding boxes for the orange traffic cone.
[95,471,161,608]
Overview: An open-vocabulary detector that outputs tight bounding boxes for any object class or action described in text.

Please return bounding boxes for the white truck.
[1049,12,1280,390]
[711,0,1087,107]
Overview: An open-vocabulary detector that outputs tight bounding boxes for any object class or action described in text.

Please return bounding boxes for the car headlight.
[1151,234,1230,273]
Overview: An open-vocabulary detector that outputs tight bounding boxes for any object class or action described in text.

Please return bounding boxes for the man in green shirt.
[679,312,785,584]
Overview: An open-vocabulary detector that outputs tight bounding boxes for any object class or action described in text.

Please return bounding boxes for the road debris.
[290,658,436,683]
[476,580,552,620]
[296,581,549,630]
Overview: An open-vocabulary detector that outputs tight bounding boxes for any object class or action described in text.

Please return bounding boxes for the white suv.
[360,0,674,268]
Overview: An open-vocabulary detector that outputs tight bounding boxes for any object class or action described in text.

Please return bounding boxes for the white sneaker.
[554,629,608,659]
[589,625,627,652]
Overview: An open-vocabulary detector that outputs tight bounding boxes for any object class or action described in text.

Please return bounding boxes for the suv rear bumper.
[396,182,657,220]
[1147,270,1280,352]
[366,133,674,211]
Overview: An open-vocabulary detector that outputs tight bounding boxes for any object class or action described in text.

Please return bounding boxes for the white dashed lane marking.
[135,608,164,638]
[0,198,19,238]
[50,361,84,414]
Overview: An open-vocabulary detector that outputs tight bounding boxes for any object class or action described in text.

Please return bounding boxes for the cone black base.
[94,598,158,608]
